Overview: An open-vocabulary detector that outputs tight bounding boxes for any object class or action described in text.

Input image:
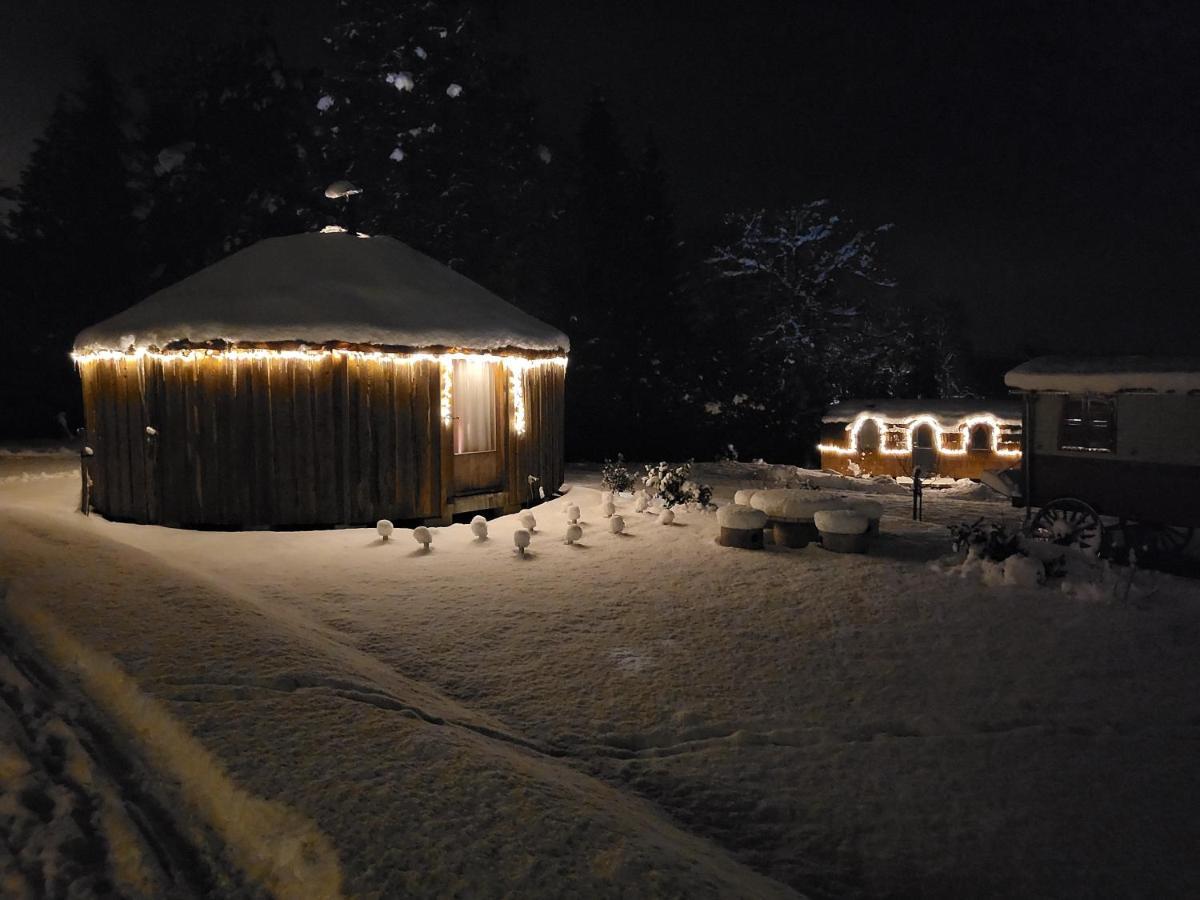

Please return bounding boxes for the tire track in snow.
[1,592,345,900]
[0,610,237,898]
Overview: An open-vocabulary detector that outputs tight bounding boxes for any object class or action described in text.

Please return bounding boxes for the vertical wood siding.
[79,355,516,528]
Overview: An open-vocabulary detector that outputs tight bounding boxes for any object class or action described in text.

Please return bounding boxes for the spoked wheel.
[1126,522,1194,560]
[1030,498,1105,555]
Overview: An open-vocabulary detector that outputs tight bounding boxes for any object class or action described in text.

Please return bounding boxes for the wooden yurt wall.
[505,362,566,508]
[80,355,444,527]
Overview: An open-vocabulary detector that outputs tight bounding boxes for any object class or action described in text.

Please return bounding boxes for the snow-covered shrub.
[948,518,1022,562]
[609,515,625,534]
[470,515,488,540]
[519,511,537,532]
[376,519,394,540]
[565,524,582,545]
[660,508,675,525]
[643,460,713,509]
[601,499,615,518]
[565,504,580,524]
[634,492,649,513]
[601,454,635,493]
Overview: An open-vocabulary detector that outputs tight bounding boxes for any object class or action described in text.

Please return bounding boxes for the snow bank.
[74,232,569,355]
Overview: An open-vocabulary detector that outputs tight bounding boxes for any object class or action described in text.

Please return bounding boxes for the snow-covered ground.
[2,452,1199,897]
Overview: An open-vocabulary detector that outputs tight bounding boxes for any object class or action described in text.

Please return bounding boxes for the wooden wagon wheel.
[1126,522,1195,560]
[1030,498,1105,555]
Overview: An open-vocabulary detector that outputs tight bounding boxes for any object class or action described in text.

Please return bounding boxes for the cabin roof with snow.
[822,398,1022,427]
[74,231,569,356]
[1005,356,1200,394]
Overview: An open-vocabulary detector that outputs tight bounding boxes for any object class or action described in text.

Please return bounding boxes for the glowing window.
[452,359,497,454]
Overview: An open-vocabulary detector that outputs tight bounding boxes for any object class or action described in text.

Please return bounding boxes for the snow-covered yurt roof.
[822,398,1022,427]
[74,231,569,355]
[1006,357,1200,394]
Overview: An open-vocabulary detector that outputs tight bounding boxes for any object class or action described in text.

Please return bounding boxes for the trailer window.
[1059,396,1115,452]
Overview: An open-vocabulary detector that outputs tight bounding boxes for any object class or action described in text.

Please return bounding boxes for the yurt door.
[451,358,504,494]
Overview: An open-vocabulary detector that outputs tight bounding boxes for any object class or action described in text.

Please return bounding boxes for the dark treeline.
[0,0,994,461]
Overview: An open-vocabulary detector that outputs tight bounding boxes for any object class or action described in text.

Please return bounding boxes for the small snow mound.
[445,83,463,98]
[470,515,488,540]
[316,94,335,112]
[659,508,675,526]
[609,515,625,535]
[565,524,582,545]
[1003,554,1045,588]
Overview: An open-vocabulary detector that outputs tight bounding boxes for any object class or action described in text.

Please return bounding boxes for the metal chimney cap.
[324,180,363,199]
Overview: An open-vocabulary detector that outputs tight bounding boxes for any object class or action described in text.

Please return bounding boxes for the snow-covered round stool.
[814,509,871,553]
[846,499,883,535]
[716,504,768,549]
[733,488,759,507]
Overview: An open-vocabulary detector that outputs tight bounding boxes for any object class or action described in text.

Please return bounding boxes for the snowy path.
[2,457,1200,896]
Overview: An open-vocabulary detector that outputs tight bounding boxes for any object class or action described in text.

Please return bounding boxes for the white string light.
[72,347,566,437]
[817,412,1021,458]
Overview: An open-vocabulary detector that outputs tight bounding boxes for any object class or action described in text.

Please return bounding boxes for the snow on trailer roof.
[74,231,569,355]
[1005,356,1200,394]
[822,398,1022,426]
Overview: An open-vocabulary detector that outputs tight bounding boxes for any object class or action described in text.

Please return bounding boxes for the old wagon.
[1004,356,1200,558]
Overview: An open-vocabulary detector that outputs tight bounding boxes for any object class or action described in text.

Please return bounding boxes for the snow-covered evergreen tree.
[558,97,687,459]
[316,0,552,299]
[137,36,319,288]
[6,58,139,435]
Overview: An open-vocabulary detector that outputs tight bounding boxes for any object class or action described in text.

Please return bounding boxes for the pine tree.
[316,0,552,297]
[6,58,139,434]
[558,98,686,458]
[137,36,319,288]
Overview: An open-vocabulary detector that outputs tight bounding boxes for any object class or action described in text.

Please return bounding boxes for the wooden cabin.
[1004,356,1200,555]
[817,398,1022,479]
[73,231,568,528]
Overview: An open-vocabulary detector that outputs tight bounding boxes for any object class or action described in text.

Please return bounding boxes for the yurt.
[72,231,568,528]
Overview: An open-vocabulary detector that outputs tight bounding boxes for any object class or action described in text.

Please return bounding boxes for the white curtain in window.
[453,359,497,454]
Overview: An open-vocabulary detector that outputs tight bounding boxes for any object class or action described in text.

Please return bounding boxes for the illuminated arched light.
[817,410,1021,458]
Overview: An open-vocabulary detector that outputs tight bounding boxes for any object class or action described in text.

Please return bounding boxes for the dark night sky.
[4,1,1200,358]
